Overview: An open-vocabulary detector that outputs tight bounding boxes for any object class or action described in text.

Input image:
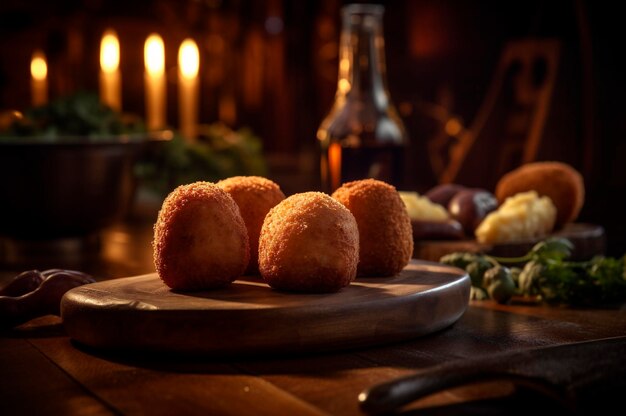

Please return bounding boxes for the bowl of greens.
[0,93,168,239]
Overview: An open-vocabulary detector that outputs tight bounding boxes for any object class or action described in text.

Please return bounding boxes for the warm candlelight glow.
[144,34,166,130]
[99,29,121,111]
[178,39,199,79]
[30,51,47,81]
[338,79,351,94]
[329,143,342,192]
[145,34,165,76]
[339,57,350,75]
[30,50,48,106]
[178,38,200,141]
[100,30,120,73]
[444,117,462,137]
[219,94,237,125]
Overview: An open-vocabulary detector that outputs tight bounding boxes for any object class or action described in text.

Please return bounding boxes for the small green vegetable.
[482,266,516,303]
[518,261,544,295]
[467,259,493,287]
[509,267,522,287]
[440,252,482,270]
[470,286,489,301]
[440,237,626,306]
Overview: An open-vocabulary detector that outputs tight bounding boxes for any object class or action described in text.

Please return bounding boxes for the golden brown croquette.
[153,182,249,290]
[495,162,584,228]
[332,179,413,276]
[217,176,285,274]
[258,192,359,293]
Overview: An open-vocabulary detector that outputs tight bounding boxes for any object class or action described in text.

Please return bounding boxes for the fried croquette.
[332,179,413,277]
[217,176,285,274]
[495,161,584,228]
[258,192,359,293]
[153,182,249,291]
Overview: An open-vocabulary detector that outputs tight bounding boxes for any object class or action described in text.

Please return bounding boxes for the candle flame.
[145,34,165,76]
[30,50,47,81]
[178,39,199,79]
[100,30,120,73]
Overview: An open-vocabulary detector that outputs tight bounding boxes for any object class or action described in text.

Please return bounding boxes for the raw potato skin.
[153,182,249,291]
[217,176,285,274]
[258,192,359,293]
[495,161,584,228]
[425,183,466,207]
[332,179,414,277]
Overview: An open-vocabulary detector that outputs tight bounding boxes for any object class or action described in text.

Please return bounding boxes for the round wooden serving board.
[61,260,470,356]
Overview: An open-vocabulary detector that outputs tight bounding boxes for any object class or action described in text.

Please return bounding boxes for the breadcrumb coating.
[153,182,249,290]
[495,161,584,228]
[259,192,359,293]
[332,179,413,276]
[217,176,285,274]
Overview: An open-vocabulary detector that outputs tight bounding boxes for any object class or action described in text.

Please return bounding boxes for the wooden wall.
[1,0,625,253]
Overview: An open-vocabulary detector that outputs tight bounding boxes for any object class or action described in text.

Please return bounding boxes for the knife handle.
[358,364,566,414]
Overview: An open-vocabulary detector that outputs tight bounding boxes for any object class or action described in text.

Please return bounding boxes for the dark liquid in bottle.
[321,142,406,193]
[318,5,409,193]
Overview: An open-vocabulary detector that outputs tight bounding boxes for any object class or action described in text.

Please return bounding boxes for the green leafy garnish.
[1,92,268,194]
[0,92,144,140]
[485,237,574,264]
[135,123,267,196]
[441,237,626,306]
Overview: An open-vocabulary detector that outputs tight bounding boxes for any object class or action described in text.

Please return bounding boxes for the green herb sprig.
[0,92,144,140]
[440,237,626,306]
[134,123,267,196]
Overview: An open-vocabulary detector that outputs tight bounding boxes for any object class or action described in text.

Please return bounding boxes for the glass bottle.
[318,4,408,193]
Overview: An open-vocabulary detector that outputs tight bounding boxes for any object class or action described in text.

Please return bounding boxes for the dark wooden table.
[1,215,625,415]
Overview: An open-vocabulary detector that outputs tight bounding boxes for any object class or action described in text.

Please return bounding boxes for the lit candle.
[144,34,166,131]
[178,38,199,141]
[30,50,48,107]
[99,30,121,112]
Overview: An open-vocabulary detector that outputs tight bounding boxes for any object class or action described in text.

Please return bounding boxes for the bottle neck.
[337,8,389,109]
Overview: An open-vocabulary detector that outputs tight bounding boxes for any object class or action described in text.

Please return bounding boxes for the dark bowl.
[0,132,170,239]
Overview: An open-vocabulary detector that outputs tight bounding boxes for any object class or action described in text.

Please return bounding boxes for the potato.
[411,219,464,240]
[475,191,556,244]
[399,191,449,222]
[448,188,498,235]
[425,184,466,207]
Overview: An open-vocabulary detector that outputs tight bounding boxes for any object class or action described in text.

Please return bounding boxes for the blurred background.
[0,0,625,254]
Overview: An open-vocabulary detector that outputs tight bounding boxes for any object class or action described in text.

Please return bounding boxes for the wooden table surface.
[1,216,625,415]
